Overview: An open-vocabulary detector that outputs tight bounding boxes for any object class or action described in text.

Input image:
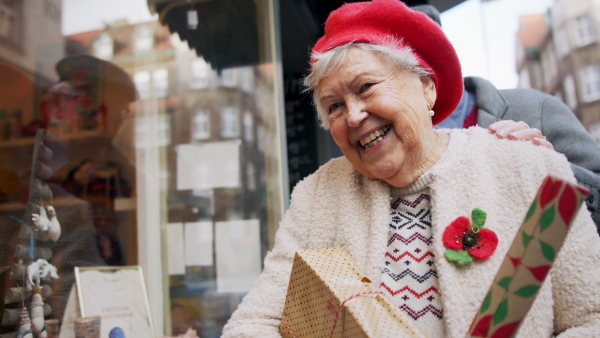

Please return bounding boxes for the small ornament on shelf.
[30,287,45,334]
[32,205,51,231]
[26,259,59,291]
[17,307,33,338]
[47,205,61,242]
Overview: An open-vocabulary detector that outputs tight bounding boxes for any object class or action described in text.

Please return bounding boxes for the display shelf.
[0,195,87,212]
[0,129,108,150]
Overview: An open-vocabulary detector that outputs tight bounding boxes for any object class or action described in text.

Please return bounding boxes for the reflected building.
[516,0,600,142]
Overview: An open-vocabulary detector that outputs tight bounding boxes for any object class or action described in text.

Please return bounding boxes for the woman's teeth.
[360,125,391,149]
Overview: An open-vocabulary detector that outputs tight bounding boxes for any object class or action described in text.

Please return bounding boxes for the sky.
[62,0,553,90]
[441,0,552,89]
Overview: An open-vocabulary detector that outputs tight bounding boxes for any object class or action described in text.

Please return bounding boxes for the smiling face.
[316,47,445,187]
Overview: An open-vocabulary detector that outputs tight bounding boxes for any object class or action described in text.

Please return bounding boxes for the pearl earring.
[429,109,435,117]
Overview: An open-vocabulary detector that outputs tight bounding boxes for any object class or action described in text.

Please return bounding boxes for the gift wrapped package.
[469,175,589,338]
[279,247,426,338]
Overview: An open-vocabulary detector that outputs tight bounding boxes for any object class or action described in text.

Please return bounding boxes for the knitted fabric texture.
[382,188,445,338]
[311,0,464,124]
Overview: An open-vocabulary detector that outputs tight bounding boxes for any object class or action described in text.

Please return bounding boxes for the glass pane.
[0,0,284,337]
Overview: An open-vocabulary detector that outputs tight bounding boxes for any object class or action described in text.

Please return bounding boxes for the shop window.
[192,109,210,140]
[134,25,153,53]
[135,114,171,148]
[190,58,209,89]
[576,14,595,46]
[220,106,239,138]
[563,75,578,109]
[580,65,600,102]
[93,32,114,60]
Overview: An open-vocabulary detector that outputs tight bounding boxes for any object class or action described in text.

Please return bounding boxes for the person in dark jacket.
[414,4,600,233]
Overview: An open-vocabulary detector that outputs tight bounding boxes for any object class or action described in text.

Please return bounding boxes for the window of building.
[94,32,114,60]
[220,68,237,88]
[190,58,209,89]
[220,106,239,138]
[589,122,600,143]
[580,65,600,102]
[0,0,20,44]
[246,163,256,191]
[541,42,557,86]
[153,68,168,98]
[192,109,210,140]
[577,14,595,46]
[134,70,151,100]
[243,111,254,142]
[134,25,154,53]
[556,25,571,57]
[564,75,578,110]
[239,67,254,93]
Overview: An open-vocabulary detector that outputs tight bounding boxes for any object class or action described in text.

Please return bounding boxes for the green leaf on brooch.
[471,208,487,228]
[540,205,555,233]
[497,276,512,291]
[444,249,473,265]
[514,285,540,298]
[526,198,537,221]
[494,299,509,325]
[540,240,556,262]
[480,291,492,314]
[522,231,533,247]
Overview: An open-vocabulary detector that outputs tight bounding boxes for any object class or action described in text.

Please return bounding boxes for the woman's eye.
[360,83,374,92]
[328,102,342,113]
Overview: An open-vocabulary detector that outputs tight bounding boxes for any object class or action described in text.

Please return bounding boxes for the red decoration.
[558,185,577,226]
[443,208,498,264]
[540,176,561,208]
[471,314,493,337]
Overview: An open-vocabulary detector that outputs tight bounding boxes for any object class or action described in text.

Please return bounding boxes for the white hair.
[304,38,432,129]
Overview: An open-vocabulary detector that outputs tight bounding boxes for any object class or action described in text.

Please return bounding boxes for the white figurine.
[31,206,51,231]
[46,206,61,242]
[26,259,59,290]
[30,288,45,334]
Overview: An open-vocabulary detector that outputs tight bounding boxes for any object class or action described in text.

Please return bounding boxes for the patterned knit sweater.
[380,156,451,338]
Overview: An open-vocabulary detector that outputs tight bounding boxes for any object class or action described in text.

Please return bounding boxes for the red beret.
[311,0,463,125]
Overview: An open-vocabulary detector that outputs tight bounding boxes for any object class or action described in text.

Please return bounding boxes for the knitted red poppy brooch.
[443,208,498,265]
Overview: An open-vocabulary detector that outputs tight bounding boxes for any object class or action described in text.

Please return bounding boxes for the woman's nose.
[347,103,368,127]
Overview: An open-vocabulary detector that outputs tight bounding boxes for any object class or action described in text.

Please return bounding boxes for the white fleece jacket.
[222,127,600,337]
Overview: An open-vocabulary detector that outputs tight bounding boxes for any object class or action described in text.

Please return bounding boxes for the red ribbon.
[280,291,384,337]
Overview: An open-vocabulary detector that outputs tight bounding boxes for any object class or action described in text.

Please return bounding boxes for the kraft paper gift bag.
[279,247,426,338]
[469,175,589,338]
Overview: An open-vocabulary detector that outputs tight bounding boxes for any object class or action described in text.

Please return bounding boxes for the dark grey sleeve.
[571,164,600,235]
[539,95,600,175]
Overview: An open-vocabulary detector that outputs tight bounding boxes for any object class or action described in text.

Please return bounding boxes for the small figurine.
[30,288,45,334]
[17,307,33,338]
[32,206,51,231]
[27,259,59,290]
[47,206,61,242]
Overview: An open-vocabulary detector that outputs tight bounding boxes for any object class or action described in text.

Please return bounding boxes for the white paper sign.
[215,219,262,293]
[176,140,241,190]
[167,223,186,275]
[184,221,213,266]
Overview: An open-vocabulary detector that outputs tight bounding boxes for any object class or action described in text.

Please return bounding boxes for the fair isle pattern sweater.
[382,188,444,337]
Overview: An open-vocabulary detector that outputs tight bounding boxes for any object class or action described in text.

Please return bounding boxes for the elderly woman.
[222,0,600,337]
